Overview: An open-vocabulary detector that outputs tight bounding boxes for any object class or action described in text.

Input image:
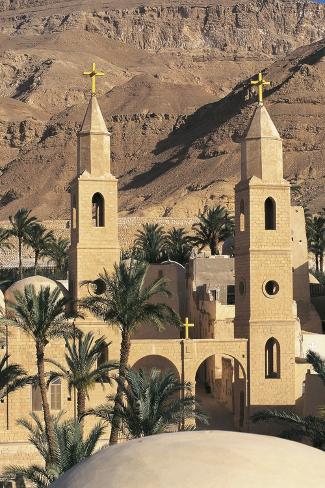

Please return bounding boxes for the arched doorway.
[132,355,180,380]
[194,353,246,431]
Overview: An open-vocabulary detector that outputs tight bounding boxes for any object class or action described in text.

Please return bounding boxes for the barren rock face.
[0,0,324,219]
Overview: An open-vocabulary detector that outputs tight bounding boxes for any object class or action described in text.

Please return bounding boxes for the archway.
[194,353,246,431]
[132,355,180,380]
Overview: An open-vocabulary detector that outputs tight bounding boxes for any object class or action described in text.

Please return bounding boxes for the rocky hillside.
[0,0,324,219]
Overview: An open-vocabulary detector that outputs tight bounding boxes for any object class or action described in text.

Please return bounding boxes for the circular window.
[239,280,246,296]
[264,280,279,297]
[88,278,106,296]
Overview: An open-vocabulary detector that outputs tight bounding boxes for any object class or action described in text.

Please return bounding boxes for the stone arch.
[92,192,105,227]
[192,351,247,430]
[129,341,183,380]
[132,355,180,380]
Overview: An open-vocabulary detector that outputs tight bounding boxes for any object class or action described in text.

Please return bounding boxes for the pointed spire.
[78,96,112,177]
[241,104,283,182]
[80,95,109,135]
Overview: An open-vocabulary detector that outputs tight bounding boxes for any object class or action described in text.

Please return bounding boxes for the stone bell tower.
[234,89,296,412]
[69,66,119,301]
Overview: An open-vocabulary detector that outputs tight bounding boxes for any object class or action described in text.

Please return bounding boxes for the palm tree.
[306,350,325,383]
[134,223,165,263]
[0,228,13,253]
[46,237,69,273]
[0,353,31,401]
[4,285,72,464]
[307,215,325,272]
[163,227,192,265]
[46,331,118,419]
[84,368,208,438]
[81,259,181,444]
[251,409,325,450]
[9,208,38,279]
[25,224,55,275]
[192,205,234,255]
[4,413,105,487]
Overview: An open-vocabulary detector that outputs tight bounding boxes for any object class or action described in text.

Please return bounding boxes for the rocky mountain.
[0,0,324,219]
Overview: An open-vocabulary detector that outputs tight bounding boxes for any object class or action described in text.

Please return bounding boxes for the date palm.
[81,259,181,444]
[84,368,208,438]
[0,353,31,401]
[192,205,234,256]
[4,285,72,465]
[163,227,192,265]
[306,350,325,384]
[46,237,69,273]
[9,208,38,279]
[252,409,325,450]
[46,331,118,419]
[0,228,13,253]
[134,223,165,263]
[25,223,55,275]
[307,215,325,272]
[4,413,105,487]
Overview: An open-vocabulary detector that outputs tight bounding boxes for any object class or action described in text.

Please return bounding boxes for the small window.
[265,197,276,230]
[50,378,61,410]
[265,338,280,378]
[72,196,77,229]
[92,193,105,227]
[227,285,235,305]
[32,385,42,412]
[240,199,245,232]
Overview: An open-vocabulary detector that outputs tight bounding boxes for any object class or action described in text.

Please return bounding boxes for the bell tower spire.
[69,64,119,302]
[234,88,296,415]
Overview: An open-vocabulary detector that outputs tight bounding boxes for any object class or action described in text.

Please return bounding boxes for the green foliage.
[84,368,208,438]
[0,353,31,400]
[192,205,234,255]
[46,331,118,418]
[25,224,55,274]
[0,228,13,253]
[163,227,192,265]
[134,223,166,263]
[306,214,325,272]
[4,413,105,487]
[5,285,71,346]
[9,208,38,279]
[81,260,181,336]
[306,350,325,384]
[46,237,69,272]
[252,409,325,450]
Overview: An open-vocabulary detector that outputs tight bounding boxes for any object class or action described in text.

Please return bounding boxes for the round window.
[239,280,246,296]
[264,280,279,297]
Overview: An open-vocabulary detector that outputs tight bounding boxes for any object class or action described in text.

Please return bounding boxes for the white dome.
[5,275,68,303]
[50,431,325,488]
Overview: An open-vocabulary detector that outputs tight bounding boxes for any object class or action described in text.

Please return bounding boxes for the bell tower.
[69,65,119,301]
[234,80,296,412]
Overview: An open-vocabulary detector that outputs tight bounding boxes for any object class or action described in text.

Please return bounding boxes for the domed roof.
[50,431,325,488]
[5,275,68,303]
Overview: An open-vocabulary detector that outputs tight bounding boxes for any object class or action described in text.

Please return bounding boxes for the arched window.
[264,197,276,230]
[92,193,105,227]
[265,338,280,378]
[240,199,245,232]
[50,378,61,410]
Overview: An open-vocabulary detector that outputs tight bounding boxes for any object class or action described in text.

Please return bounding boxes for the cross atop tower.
[251,72,270,105]
[83,62,105,96]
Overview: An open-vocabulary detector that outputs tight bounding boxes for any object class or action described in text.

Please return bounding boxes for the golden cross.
[251,72,270,105]
[83,62,105,96]
[182,317,194,340]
